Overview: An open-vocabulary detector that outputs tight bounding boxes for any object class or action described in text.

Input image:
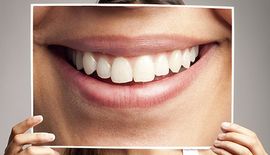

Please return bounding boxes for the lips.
[49,36,217,108]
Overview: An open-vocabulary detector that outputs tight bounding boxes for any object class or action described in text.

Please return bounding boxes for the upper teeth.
[70,46,199,83]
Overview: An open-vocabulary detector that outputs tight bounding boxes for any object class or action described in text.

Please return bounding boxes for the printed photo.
[32,4,232,147]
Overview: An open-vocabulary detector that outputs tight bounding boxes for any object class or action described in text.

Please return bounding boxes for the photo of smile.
[32,4,232,147]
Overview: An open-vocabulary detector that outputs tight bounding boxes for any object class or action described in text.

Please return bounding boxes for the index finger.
[9,115,43,143]
[221,122,256,137]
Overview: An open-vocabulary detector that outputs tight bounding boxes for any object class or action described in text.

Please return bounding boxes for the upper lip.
[45,35,214,57]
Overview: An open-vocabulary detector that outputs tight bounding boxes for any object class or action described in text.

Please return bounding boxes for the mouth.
[48,35,218,108]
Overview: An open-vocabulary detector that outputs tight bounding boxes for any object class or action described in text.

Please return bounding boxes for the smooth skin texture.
[34,6,231,146]
[4,116,268,155]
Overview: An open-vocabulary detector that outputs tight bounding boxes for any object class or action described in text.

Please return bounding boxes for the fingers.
[20,146,59,155]
[5,115,57,155]
[213,140,253,155]
[13,133,55,146]
[211,122,268,155]
[221,122,256,137]
[9,115,43,143]
[221,122,265,154]
[217,132,261,153]
[211,146,232,155]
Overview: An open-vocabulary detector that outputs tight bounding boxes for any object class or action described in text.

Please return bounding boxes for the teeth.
[182,49,191,68]
[97,57,111,79]
[75,52,83,70]
[111,57,133,83]
[71,46,199,83]
[133,56,155,82]
[155,54,169,76]
[169,50,182,73]
[83,52,96,75]
[194,46,199,57]
[190,46,199,62]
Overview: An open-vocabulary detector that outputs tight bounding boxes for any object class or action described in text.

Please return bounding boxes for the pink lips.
[52,36,216,108]
[46,35,210,57]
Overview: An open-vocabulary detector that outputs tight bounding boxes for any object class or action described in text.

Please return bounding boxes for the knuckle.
[13,135,21,144]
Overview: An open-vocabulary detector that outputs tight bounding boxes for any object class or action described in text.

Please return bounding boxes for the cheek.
[33,44,80,111]
[33,45,62,105]
[33,6,51,27]
[214,9,232,25]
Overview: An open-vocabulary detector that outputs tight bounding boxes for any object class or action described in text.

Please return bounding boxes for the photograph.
[32,4,232,147]
[2,0,270,155]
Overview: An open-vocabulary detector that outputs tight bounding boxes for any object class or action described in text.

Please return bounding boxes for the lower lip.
[54,44,216,108]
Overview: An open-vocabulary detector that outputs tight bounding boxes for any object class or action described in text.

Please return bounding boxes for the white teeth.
[75,52,83,70]
[133,56,155,82]
[155,54,169,76]
[111,57,133,83]
[97,57,111,79]
[83,52,96,75]
[169,50,182,73]
[190,48,196,62]
[190,46,199,62]
[71,46,199,83]
[194,46,199,57]
[182,49,191,68]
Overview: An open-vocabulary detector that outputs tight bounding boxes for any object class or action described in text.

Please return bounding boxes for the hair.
[64,149,128,155]
[98,0,184,5]
[64,0,183,154]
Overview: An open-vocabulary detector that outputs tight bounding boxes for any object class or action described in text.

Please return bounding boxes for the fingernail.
[221,122,231,129]
[34,115,43,122]
[46,133,55,141]
[218,133,226,140]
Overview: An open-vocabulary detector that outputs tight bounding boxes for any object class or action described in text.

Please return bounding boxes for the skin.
[4,116,268,155]
[3,5,268,155]
[33,6,231,146]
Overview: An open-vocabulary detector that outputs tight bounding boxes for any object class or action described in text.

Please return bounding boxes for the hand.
[211,122,268,155]
[4,115,59,155]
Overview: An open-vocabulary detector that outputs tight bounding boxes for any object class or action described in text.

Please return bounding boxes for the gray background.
[0,0,269,154]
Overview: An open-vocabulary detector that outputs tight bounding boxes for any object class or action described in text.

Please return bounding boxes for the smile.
[69,45,199,83]
[48,35,218,108]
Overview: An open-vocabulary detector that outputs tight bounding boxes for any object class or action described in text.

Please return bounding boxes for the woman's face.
[33,6,231,146]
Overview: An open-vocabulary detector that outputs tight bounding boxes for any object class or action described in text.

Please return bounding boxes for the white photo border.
[30,3,234,149]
